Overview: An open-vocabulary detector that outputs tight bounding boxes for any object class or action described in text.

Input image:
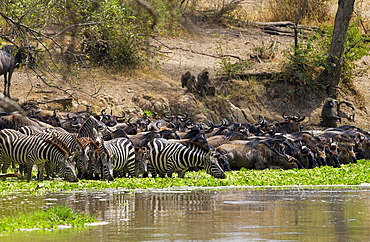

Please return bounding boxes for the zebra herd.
[0,113,226,181]
[0,128,78,182]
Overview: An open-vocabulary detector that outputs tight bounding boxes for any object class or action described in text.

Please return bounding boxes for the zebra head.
[72,148,90,177]
[204,150,226,179]
[214,149,231,172]
[99,150,114,181]
[134,147,148,177]
[64,158,78,182]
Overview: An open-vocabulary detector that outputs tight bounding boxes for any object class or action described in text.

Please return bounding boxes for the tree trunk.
[322,0,355,98]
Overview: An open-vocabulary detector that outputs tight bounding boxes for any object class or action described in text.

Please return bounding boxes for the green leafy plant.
[143,110,153,118]
[1,0,185,70]
[1,160,370,195]
[215,43,253,77]
[281,20,370,97]
[0,205,97,232]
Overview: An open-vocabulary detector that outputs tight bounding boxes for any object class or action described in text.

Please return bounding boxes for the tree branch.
[151,36,244,61]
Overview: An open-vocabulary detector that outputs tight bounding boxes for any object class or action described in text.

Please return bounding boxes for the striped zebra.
[98,137,136,180]
[0,129,78,182]
[146,138,226,179]
[78,136,102,180]
[44,128,89,178]
[77,115,107,140]
[19,126,89,179]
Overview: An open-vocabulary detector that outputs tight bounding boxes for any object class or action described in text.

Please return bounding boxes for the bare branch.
[51,22,104,38]
[151,36,243,61]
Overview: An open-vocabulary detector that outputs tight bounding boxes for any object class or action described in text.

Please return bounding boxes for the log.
[249,21,296,28]
[247,21,318,30]
[234,71,284,80]
[30,97,73,108]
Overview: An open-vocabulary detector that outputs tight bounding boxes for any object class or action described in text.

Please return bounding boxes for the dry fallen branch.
[29,97,73,108]
[233,71,284,80]
[151,36,244,61]
[244,20,318,36]
[247,21,318,30]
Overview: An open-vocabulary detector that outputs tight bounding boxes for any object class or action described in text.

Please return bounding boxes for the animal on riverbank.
[320,98,356,128]
[0,45,36,98]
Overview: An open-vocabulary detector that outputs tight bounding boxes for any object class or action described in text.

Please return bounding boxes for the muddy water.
[1,186,370,241]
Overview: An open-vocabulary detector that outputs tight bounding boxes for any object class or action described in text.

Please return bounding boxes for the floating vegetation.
[1,160,370,196]
[0,205,97,233]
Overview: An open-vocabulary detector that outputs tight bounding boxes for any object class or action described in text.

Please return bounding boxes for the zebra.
[77,114,108,140]
[133,147,148,177]
[0,129,78,182]
[146,138,226,179]
[179,135,231,172]
[19,126,89,179]
[98,137,137,180]
[78,136,101,180]
[43,128,89,178]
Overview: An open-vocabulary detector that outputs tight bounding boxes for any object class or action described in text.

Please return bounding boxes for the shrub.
[0,0,184,70]
[281,20,370,98]
[215,43,254,77]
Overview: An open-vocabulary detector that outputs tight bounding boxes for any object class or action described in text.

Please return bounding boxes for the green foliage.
[143,110,153,118]
[251,40,279,61]
[0,205,96,232]
[282,21,370,96]
[341,21,370,84]
[215,43,253,77]
[0,0,184,70]
[1,160,370,196]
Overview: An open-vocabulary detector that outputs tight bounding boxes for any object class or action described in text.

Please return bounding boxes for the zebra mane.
[50,133,72,155]
[187,136,210,152]
[72,133,84,149]
[78,137,99,150]
[135,146,147,157]
[78,136,100,157]
[44,138,68,156]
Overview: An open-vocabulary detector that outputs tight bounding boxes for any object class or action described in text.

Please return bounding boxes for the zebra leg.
[45,161,57,179]
[37,164,45,181]
[147,163,157,178]
[1,160,11,174]
[24,163,34,182]
[113,169,124,178]
[177,171,186,178]
[76,161,84,179]
[86,162,94,179]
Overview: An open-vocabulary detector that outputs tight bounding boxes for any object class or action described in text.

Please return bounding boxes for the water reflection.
[1,186,370,241]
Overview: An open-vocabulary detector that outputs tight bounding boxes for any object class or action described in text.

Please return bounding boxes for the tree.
[321,0,355,98]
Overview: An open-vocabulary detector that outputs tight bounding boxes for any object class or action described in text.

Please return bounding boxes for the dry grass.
[188,0,370,31]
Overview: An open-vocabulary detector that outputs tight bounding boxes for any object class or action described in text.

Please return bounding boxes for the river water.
[1,186,370,241]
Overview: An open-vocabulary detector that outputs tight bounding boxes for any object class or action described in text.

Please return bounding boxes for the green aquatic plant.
[0,205,97,233]
[1,160,370,195]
